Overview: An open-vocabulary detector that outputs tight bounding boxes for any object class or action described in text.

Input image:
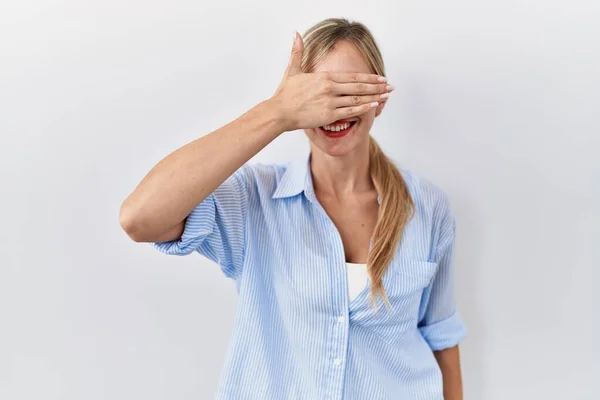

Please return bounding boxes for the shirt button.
[334,358,342,366]
[337,316,345,323]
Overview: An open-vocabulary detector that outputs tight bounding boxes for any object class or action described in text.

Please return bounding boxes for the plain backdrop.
[1,1,598,399]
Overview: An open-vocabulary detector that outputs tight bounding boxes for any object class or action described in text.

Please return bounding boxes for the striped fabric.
[153,154,467,400]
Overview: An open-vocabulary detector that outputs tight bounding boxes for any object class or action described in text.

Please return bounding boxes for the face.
[305,40,385,157]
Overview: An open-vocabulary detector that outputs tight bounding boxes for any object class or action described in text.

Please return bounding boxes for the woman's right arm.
[119,32,391,243]
[119,99,284,243]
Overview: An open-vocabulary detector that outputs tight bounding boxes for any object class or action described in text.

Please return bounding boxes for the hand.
[271,32,394,132]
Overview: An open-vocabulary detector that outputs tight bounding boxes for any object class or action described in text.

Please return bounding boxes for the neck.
[310,140,374,199]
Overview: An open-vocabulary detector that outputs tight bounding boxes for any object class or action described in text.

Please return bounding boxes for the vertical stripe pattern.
[153,155,467,400]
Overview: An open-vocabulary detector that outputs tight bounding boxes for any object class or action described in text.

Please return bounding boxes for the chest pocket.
[349,257,438,326]
[384,257,438,299]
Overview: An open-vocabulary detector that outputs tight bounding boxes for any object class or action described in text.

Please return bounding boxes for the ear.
[375,100,386,117]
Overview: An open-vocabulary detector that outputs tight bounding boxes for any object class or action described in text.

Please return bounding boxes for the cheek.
[358,112,376,132]
[364,108,377,122]
[303,128,318,140]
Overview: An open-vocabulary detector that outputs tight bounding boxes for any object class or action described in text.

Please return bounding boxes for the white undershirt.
[346,262,369,301]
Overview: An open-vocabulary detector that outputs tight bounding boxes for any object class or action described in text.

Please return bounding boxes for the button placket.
[309,188,349,399]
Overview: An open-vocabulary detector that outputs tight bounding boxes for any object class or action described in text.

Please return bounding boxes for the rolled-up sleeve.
[418,207,467,351]
[153,166,250,280]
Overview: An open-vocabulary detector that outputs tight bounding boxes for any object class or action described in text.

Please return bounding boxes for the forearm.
[434,345,463,400]
[120,99,285,242]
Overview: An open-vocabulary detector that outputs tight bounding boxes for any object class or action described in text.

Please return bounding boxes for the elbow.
[119,200,150,243]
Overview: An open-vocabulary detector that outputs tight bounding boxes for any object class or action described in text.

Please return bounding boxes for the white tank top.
[346,263,369,301]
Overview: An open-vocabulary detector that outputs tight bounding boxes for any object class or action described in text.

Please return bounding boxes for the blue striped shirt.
[153,154,467,399]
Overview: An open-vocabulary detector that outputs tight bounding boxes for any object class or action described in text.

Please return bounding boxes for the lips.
[319,120,357,139]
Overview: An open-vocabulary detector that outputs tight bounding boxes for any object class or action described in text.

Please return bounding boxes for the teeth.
[323,122,351,132]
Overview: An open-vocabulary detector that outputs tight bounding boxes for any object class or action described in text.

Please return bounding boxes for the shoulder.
[400,168,452,219]
[235,162,294,198]
[239,162,289,185]
[400,168,456,251]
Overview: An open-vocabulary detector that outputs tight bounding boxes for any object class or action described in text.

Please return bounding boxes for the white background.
[1,1,598,399]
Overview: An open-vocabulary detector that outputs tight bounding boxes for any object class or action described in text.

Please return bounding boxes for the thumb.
[284,31,304,78]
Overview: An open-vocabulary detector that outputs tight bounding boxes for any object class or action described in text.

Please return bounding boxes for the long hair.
[301,18,415,308]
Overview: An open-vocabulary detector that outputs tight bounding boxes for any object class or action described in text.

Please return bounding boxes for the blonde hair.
[301,18,415,308]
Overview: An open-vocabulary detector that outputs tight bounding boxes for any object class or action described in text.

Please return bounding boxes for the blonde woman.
[120,18,466,400]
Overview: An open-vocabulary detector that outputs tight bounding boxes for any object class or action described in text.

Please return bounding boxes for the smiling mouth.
[319,120,357,138]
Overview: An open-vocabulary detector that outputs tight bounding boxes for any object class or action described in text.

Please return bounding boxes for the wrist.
[263,95,294,133]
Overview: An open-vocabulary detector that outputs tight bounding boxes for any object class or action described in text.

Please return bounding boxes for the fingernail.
[377,76,387,83]
[369,102,379,108]
[386,84,395,91]
[380,93,390,99]
[293,32,297,42]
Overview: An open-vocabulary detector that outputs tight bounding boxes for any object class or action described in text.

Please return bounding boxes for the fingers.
[333,93,390,108]
[332,102,380,120]
[327,72,387,84]
[284,32,304,78]
[328,77,393,119]
[332,82,395,96]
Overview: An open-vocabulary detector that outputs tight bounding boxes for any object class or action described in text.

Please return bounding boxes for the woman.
[120,18,466,400]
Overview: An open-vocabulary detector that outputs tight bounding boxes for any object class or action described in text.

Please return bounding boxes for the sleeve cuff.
[152,194,216,255]
[419,311,467,351]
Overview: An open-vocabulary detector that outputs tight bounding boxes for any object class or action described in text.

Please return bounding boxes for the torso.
[156,161,460,398]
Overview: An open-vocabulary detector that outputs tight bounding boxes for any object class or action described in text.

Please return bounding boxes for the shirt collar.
[272,153,318,203]
[271,153,382,205]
